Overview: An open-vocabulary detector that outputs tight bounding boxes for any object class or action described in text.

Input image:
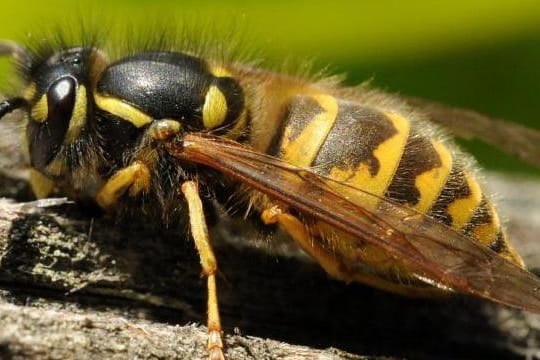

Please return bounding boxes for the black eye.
[47,77,76,124]
[27,77,77,171]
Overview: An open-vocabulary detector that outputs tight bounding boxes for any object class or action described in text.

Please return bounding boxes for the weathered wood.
[0,196,380,360]
[0,296,367,360]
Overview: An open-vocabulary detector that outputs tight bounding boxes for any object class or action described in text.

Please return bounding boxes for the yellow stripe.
[209,65,232,78]
[31,95,48,123]
[64,86,87,143]
[329,112,410,210]
[23,82,37,101]
[281,94,338,166]
[447,173,482,230]
[202,85,228,129]
[473,204,500,246]
[94,93,153,128]
[413,141,453,213]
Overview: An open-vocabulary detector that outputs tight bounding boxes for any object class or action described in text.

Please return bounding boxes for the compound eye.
[47,77,76,124]
[27,76,78,171]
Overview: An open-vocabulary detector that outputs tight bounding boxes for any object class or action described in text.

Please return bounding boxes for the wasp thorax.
[94,52,246,136]
[25,47,93,174]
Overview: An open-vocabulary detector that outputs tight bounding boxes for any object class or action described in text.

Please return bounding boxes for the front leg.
[181,180,225,360]
[96,161,151,210]
[96,119,182,210]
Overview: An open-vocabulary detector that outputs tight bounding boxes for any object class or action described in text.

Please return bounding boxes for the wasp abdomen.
[269,93,524,270]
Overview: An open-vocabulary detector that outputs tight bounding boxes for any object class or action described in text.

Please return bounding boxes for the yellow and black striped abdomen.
[268,93,524,280]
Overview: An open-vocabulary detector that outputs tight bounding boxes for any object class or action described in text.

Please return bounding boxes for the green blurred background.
[0,0,539,175]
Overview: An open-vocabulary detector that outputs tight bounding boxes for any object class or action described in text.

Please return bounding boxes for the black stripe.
[385,132,442,206]
[266,96,323,157]
[215,76,245,133]
[313,101,397,176]
[428,166,471,226]
[462,197,493,237]
[488,231,507,253]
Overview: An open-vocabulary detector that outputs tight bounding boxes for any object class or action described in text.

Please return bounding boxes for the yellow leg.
[262,205,350,281]
[96,119,181,210]
[262,205,448,297]
[181,181,224,360]
[29,169,55,199]
[96,161,151,210]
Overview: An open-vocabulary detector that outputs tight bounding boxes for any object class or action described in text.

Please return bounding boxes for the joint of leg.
[208,330,225,360]
[128,161,151,197]
[208,330,223,349]
[261,205,285,225]
[201,259,218,277]
[96,161,151,209]
[149,119,182,141]
[208,345,225,360]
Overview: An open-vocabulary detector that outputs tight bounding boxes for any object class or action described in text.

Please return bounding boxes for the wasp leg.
[97,119,182,210]
[262,205,448,297]
[261,205,350,281]
[29,169,56,199]
[181,181,224,360]
[96,161,151,210]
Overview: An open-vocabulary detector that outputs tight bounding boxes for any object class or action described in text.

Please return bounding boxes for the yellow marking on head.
[329,112,410,210]
[447,173,482,230]
[413,141,453,213]
[202,85,228,129]
[209,65,232,78]
[281,94,339,166]
[29,169,55,199]
[31,95,48,123]
[473,203,500,246]
[94,93,153,128]
[23,82,37,101]
[64,86,87,143]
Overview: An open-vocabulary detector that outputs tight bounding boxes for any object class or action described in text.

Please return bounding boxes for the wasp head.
[0,42,108,177]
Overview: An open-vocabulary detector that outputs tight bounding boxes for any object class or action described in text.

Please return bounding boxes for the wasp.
[0,34,539,359]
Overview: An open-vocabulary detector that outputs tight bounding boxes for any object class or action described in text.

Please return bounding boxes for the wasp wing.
[169,133,540,314]
[406,96,540,168]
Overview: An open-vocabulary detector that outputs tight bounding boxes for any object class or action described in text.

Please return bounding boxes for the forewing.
[406,96,540,168]
[169,133,540,314]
